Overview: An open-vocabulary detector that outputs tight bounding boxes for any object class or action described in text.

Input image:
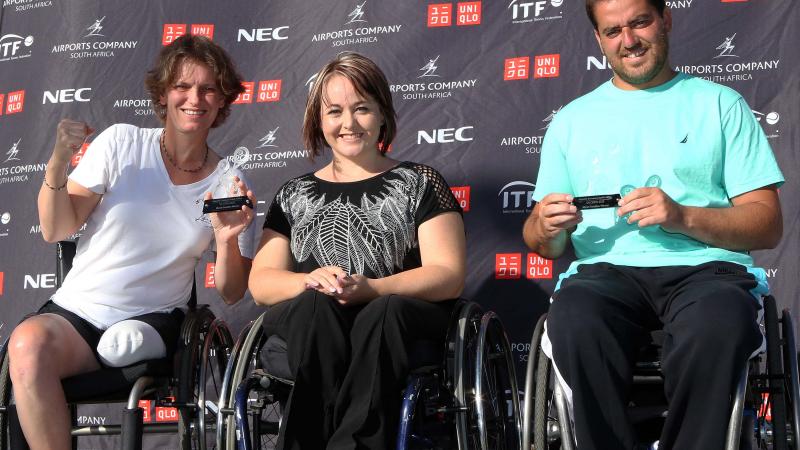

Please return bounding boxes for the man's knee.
[670,286,760,348]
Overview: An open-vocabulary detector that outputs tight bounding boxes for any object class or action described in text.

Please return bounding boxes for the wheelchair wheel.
[452,301,483,449]
[474,311,522,449]
[0,345,10,450]
[176,307,233,450]
[523,313,556,450]
[780,310,800,449]
[216,319,258,449]
[223,313,286,450]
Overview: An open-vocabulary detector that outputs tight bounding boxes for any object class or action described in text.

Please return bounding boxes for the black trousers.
[261,290,454,450]
[546,261,763,450]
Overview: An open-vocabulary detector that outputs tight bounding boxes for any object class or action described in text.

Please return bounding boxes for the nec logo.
[450,186,471,212]
[587,55,612,70]
[42,88,92,104]
[417,126,474,144]
[503,55,560,80]
[427,2,481,27]
[24,273,57,289]
[1,90,25,115]
[237,27,289,42]
[233,80,281,104]
[162,24,214,46]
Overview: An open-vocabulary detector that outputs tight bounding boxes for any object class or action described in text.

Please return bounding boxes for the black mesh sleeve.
[411,163,462,226]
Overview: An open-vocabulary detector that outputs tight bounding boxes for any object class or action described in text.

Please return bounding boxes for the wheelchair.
[214,300,522,450]
[0,241,233,450]
[522,295,800,450]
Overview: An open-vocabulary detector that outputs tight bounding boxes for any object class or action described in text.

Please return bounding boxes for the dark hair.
[585,0,666,29]
[145,34,244,128]
[302,52,397,158]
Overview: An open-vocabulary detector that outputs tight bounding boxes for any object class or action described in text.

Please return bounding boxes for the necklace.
[160,132,208,173]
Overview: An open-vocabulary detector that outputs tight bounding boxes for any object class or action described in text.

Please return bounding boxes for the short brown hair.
[145,34,244,128]
[586,0,666,29]
[302,52,397,158]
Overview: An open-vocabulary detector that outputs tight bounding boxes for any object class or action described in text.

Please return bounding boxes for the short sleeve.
[533,112,573,202]
[263,188,291,238]
[413,164,462,226]
[721,97,784,198]
[69,124,120,194]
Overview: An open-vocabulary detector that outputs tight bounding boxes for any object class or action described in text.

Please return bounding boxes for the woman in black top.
[248,52,466,449]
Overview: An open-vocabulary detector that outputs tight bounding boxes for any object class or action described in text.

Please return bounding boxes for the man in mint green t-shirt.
[522,0,784,449]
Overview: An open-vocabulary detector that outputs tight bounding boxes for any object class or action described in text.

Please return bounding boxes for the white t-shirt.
[52,124,257,329]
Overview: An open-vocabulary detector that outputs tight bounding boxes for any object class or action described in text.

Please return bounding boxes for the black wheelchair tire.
[765,296,789,450]
[217,320,257,449]
[522,313,547,450]
[474,311,522,450]
[452,301,483,449]
[780,310,800,449]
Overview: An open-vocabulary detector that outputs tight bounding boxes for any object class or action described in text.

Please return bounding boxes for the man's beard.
[610,31,670,86]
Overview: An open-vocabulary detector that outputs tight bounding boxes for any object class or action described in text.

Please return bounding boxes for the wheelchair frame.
[217,300,523,450]
[0,241,233,450]
[522,295,800,450]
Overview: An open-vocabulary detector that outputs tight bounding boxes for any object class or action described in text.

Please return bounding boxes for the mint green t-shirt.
[533,73,784,288]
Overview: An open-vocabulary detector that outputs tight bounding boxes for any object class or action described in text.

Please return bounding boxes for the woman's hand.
[334,274,378,306]
[304,266,349,295]
[207,176,256,244]
[53,119,94,163]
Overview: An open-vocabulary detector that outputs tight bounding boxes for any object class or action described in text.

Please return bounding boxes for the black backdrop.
[1,1,798,447]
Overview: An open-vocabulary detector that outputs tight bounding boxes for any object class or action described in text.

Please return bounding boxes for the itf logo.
[1,90,25,115]
[450,186,471,212]
[162,24,215,46]
[427,2,481,27]
[495,253,522,279]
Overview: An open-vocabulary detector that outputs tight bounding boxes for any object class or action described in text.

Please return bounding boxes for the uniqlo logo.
[233,81,254,104]
[191,24,215,40]
[5,90,25,115]
[162,24,187,46]
[205,262,216,288]
[257,80,282,103]
[155,397,178,422]
[450,186,471,212]
[526,253,553,279]
[760,393,772,421]
[495,253,522,280]
[504,57,530,81]
[534,54,560,79]
[71,142,90,167]
[138,400,152,423]
[457,2,481,25]
[0,272,5,296]
[0,94,4,116]
[427,4,452,27]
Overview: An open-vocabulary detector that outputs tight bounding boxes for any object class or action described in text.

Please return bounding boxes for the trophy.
[202,146,253,213]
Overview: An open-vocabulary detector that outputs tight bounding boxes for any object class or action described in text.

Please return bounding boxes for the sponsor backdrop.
[0,0,797,447]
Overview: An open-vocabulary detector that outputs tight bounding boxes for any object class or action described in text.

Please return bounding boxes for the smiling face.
[320,74,385,160]
[160,59,225,135]
[592,0,673,90]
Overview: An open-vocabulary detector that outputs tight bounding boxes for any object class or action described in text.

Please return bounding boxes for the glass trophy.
[202,146,253,213]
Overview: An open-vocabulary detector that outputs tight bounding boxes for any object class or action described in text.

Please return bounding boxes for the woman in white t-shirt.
[7,35,256,450]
